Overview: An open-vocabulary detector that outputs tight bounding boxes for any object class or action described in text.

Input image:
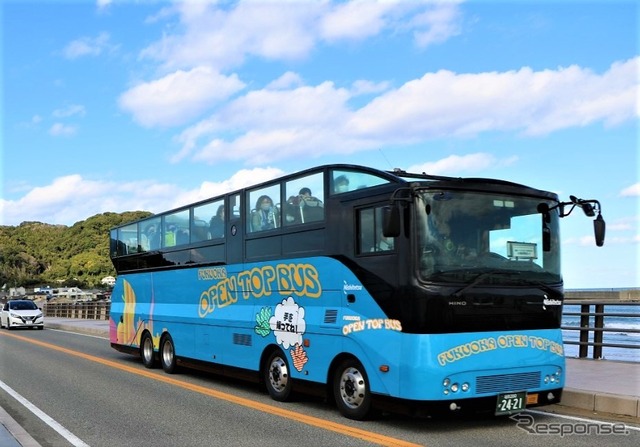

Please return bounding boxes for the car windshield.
[9,301,38,310]
[416,190,562,285]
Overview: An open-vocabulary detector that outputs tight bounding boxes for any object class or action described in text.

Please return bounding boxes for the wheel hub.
[340,367,366,408]
[269,358,288,392]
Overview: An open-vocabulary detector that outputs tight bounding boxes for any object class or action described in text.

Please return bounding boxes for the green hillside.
[0,211,152,289]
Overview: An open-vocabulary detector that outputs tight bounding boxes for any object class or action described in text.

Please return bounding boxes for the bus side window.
[164,210,189,247]
[358,207,393,254]
[193,200,222,241]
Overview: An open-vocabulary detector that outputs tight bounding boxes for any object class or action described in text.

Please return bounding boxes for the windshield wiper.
[452,270,520,297]
[509,278,559,296]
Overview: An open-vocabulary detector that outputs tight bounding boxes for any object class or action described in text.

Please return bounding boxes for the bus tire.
[333,358,372,420]
[160,334,177,374]
[264,349,293,402]
[140,332,156,369]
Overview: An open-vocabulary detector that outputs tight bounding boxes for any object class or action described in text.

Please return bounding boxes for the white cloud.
[118,66,246,127]
[347,57,639,140]
[96,0,112,10]
[172,167,285,207]
[62,32,112,59]
[139,1,463,71]
[0,168,286,227]
[320,1,395,41]
[52,104,86,118]
[620,183,640,197]
[49,123,77,136]
[140,2,321,71]
[176,81,360,164]
[350,79,391,96]
[266,72,304,90]
[410,2,462,47]
[406,153,518,176]
[173,57,637,166]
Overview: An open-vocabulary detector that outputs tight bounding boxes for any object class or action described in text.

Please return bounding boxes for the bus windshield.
[417,190,561,285]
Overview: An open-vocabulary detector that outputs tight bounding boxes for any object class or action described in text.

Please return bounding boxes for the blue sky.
[1,0,638,289]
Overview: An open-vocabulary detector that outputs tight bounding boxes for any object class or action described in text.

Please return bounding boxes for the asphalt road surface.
[1,327,638,447]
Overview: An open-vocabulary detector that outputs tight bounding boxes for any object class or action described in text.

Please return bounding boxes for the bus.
[108,164,605,420]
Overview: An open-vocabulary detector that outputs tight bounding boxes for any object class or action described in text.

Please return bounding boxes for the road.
[0,327,638,447]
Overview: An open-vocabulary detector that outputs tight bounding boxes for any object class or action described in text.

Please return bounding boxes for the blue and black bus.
[109,164,604,419]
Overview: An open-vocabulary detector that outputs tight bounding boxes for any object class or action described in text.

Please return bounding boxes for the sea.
[562,303,640,363]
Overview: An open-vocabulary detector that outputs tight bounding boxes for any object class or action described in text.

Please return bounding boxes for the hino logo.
[449,301,467,306]
[543,298,562,306]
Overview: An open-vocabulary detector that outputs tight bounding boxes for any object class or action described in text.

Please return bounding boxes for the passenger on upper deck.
[252,195,279,231]
[142,223,159,250]
[333,175,350,194]
[286,187,324,224]
[209,205,225,238]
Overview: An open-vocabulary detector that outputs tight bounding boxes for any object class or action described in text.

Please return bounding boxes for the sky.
[1,0,638,289]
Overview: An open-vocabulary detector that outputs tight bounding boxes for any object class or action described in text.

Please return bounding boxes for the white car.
[0,300,44,330]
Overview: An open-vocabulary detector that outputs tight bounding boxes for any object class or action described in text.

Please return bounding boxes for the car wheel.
[333,358,372,420]
[264,349,293,402]
[140,332,156,368]
[160,334,177,374]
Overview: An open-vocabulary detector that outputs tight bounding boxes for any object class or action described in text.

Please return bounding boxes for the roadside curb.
[0,404,42,447]
[45,321,109,338]
[559,388,640,420]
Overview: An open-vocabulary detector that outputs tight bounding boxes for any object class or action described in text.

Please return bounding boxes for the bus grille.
[233,333,252,346]
[324,309,338,324]
[476,372,541,394]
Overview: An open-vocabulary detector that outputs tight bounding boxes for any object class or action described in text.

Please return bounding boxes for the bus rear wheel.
[140,332,156,369]
[264,350,293,402]
[333,358,372,420]
[160,334,177,374]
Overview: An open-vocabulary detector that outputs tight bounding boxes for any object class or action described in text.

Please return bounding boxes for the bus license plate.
[495,392,526,415]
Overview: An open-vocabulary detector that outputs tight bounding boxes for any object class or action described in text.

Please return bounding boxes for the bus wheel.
[264,350,293,402]
[160,334,177,374]
[333,358,371,420]
[140,332,156,369]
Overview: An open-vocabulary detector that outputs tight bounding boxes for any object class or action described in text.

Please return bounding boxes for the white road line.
[0,379,90,447]
[526,409,640,431]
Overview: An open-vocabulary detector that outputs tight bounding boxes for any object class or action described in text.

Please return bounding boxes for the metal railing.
[562,301,639,360]
[43,301,110,320]
[42,300,639,361]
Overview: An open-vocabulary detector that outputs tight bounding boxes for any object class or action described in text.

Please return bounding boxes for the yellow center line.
[1,332,424,447]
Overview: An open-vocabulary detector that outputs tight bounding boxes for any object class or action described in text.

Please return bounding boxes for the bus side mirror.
[383,205,401,237]
[594,214,605,247]
[538,203,551,252]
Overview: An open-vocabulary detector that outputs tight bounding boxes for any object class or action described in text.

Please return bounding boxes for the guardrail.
[562,301,639,360]
[43,301,110,320]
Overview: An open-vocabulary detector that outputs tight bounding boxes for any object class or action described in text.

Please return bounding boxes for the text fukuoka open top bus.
[109,164,605,420]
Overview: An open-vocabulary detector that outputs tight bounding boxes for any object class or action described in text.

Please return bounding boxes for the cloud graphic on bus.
[269,296,306,349]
